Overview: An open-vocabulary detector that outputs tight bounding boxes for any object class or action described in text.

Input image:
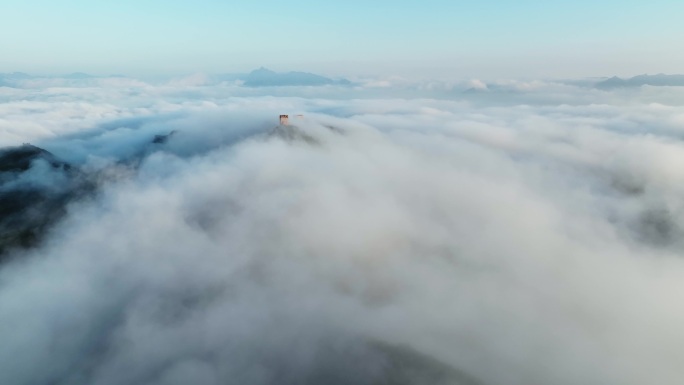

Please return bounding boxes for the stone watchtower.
[279,115,289,126]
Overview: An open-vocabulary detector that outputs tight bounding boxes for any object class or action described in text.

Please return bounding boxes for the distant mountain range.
[211,67,352,86]
[596,74,684,89]
[0,72,114,87]
[240,67,351,87]
[0,68,353,88]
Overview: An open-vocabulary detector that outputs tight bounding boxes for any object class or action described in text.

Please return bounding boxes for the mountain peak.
[597,73,684,89]
[250,67,276,75]
[243,68,349,87]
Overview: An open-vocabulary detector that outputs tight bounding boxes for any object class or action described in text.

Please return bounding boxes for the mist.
[2,77,684,385]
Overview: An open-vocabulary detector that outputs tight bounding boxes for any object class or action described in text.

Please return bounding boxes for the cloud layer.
[2,78,684,385]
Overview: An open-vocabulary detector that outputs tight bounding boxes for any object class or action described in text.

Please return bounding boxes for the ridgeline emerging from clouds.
[596,73,684,89]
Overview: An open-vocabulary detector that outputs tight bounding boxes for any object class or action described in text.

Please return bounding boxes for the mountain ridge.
[596,73,684,88]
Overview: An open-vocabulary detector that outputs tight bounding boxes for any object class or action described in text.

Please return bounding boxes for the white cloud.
[2,79,684,384]
[467,79,488,90]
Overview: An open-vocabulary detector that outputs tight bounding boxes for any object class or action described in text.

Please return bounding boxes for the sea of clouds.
[2,75,684,385]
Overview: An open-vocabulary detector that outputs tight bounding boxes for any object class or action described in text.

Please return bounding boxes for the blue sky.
[1,0,683,78]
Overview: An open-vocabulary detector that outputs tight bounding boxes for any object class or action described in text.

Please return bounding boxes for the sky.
[3,3,684,383]
[1,0,684,78]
